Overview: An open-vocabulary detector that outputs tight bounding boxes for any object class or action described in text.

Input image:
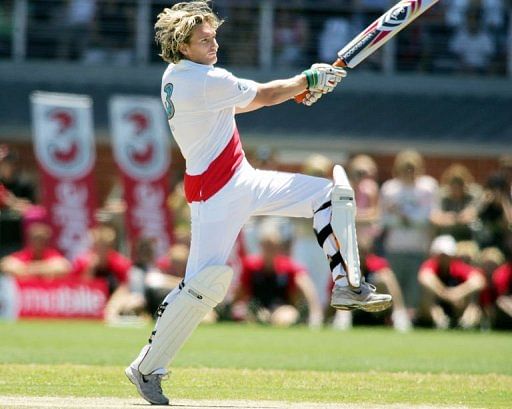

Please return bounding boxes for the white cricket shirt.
[160,59,258,176]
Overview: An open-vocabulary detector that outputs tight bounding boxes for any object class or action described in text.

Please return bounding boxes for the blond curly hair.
[155,1,223,64]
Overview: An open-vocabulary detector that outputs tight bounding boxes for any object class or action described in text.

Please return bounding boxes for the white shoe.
[125,366,169,405]
[331,280,392,312]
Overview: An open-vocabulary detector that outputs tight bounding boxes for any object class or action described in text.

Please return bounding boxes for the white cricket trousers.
[185,158,332,281]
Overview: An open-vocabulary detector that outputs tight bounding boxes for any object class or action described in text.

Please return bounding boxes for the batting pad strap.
[315,224,333,247]
[314,200,332,214]
[329,251,345,272]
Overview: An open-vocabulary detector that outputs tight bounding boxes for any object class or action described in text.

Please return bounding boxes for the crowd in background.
[1,142,512,332]
[0,0,511,75]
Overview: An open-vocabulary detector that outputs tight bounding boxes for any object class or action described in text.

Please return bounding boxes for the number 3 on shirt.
[163,83,175,120]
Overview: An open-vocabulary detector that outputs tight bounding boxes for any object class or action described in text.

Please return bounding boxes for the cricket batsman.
[126,1,392,405]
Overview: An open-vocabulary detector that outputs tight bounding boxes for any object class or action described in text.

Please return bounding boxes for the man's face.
[180,22,218,65]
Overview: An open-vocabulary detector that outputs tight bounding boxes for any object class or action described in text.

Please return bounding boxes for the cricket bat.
[295,0,440,102]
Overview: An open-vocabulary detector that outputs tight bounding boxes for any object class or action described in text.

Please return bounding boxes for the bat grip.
[294,59,347,104]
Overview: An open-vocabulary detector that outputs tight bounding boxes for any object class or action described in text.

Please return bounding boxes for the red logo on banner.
[37,108,95,178]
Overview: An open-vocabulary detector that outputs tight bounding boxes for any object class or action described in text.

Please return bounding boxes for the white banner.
[30,91,97,260]
[109,95,172,258]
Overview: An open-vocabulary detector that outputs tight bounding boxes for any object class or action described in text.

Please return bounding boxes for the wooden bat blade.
[295,0,439,103]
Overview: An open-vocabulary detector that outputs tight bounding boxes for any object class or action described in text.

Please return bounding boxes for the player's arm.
[235,75,307,113]
[236,64,346,113]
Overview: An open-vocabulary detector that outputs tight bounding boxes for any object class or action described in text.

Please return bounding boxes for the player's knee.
[184,265,233,308]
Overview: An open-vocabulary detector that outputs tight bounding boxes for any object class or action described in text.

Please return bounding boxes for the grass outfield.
[0,320,511,408]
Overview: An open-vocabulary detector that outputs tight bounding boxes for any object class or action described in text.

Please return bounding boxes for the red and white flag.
[31,92,97,260]
[109,96,172,258]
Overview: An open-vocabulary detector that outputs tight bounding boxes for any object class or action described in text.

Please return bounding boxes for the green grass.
[0,320,511,407]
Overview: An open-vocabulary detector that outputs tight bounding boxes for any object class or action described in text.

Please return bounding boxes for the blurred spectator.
[232,219,323,328]
[250,145,279,171]
[72,225,137,323]
[223,6,257,66]
[498,154,512,197]
[97,177,127,254]
[291,154,333,307]
[456,240,481,265]
[132,238,183,318]
[0,145,36,207]
[449,9,495,74]
[0,146,35,256]
[430,164,481,241]
[348,154,381,243]
[332,236,412,332]
[380,149,438,312]
[473,172,512,252]
[479,246,505,328]
[492,229,512,329]
[445,0,505,32]
[168,181,190,233]
[0,222,71,280]
[274,9,309,68]
[418,235,486,329]
[156,243,188,280]
[56,0,97,61]
[319,18,351,63]
[84,0,135,65]
[0,0,13,57]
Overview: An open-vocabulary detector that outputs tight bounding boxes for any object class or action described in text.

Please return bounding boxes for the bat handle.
[294,59,347,104]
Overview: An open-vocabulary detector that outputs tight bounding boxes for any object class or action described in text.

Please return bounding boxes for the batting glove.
[302,90,323,107]
[303,63,347,94]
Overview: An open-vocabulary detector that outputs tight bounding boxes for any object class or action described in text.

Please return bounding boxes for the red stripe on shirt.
[184,127,244,203]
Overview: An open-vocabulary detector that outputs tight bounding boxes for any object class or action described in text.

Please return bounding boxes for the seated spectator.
[449,9,495,74]
[83,0,135,65]
[455,240,481,266]
[418,235,486,329]
[492,230,512,329]
[332,236,411,332]
[72,225,136,324]
[478,246,505,328]
[0,145,36,211]
[291,154,334,309]
[56,0,96,61]
[445,0,504,33]
[154,243,188,294]
[430,164,481,241]
[474,172,512,252]
[497,154,512,198]
[380,149,438,312]
[319,18,351,63]
[0,222,71,280]
[274,9,308,68]
[232,220,323,328]
[348,154,381,243]
[0,1,13,58]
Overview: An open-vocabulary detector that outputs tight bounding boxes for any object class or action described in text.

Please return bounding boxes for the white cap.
[430,235,457,256]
